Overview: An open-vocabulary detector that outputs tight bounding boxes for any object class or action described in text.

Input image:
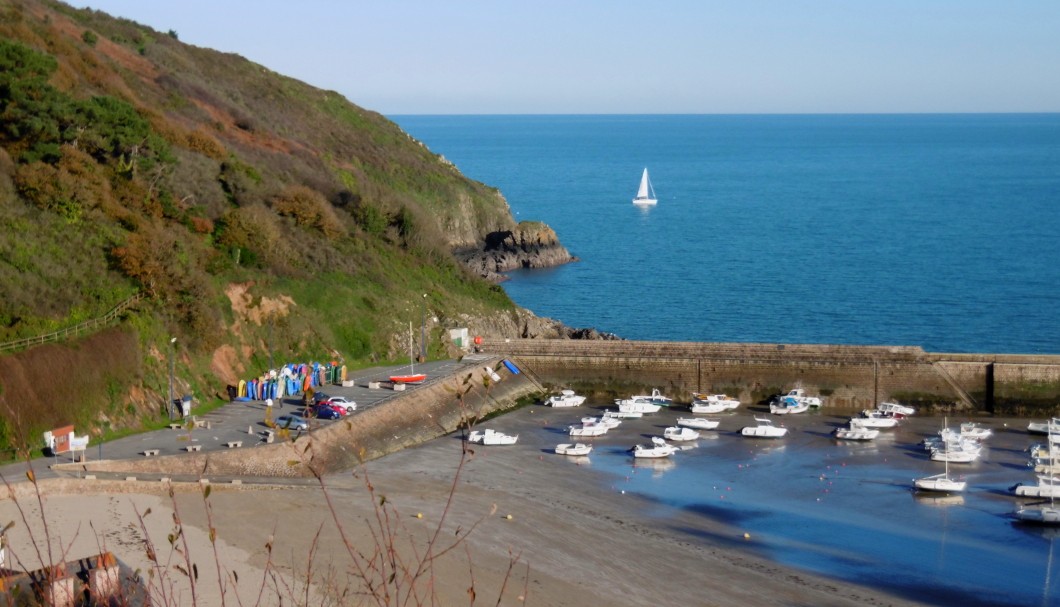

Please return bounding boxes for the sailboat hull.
[390,374,426,384]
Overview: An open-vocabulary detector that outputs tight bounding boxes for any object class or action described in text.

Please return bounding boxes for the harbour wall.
[481,339,1060,416]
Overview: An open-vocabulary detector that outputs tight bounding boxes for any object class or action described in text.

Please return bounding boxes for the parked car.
[321,396,357,414]
[312,391,331,404]
[274,415,309,431]
[305,404,340,420]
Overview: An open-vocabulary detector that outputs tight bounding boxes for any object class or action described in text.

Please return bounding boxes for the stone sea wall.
[482,339,1060,415]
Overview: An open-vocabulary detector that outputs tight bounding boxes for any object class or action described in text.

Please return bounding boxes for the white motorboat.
[959,421,992,440]
[545,389,586,408]
[931,446,979,463]
[1014,475,1060,498]
[677,417,720,430]
[617,401,662,414]
[878,402,916,417]
[632,167,658,205]
[555,443,592,456]
[783,387,823,408]
[741,417,788,438]
[1029,419,1060,435]
[770,396,809,415]
[602,408,643,419]
[834,423,879,441]
[692,393,741,410]
[581,416,621,429]
[690,400,729,414]
[632,437,678,458]
[1014,505,1060,524]
[663,426,700,441]
[569,424,609,437]
[851,410,899,429]
[467,429,518,446]
[617,388,673,407]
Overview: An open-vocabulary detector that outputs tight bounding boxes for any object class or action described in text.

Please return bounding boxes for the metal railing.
[0,293,144,354]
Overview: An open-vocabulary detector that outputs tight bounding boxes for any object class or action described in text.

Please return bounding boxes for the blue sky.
[72,1,1060,115]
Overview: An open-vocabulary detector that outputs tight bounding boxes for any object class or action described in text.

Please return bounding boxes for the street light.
[419,293,427,362]
[168,337,176,420]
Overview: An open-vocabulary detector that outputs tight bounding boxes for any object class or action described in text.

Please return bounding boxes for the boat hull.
[390,374,426,384]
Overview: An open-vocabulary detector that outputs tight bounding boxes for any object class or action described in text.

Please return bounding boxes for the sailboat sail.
[632,168,657,205]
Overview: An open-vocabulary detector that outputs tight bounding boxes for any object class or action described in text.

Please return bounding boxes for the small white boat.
[1014,505,1060,524]
[915,473,968,493]
[632,167,658,206]
[1028,419,1060,435]
[632,437,678,458]
[1014,475,1060,498]
[770,396,809,415]
[467,429,518,446]
[931,447,979,463]
[741,417,788,438]
[555,443,592,456]
[878,402,916,417]
[617,401,662,414]
[851,410,900,429]
[617,388,673,407]
[690,401,728,414]
[959,422,992,440]
[663,426,700,441]
[581,416,621,429]
[569,424,609,437]
[834,423,879,441]
[545,389,586,408]
[783,387,823,408]
[602,408,643,419]
[915,445,967,493]
[677,417,720,430]
[692,393,741,410]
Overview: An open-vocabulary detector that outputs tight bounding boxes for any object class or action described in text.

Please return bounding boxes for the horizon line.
[387,111,1060,117]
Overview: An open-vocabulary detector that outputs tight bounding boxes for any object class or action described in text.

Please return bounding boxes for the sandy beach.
[1,404,984,607]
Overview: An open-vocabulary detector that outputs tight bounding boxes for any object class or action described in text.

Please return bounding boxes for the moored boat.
[691,393,741,410]
[677,417,720,430]
[467,429,518,446]
[555,443,592,456]
[835,423,879,441]
[569,424,609,437]
[741,417,788,438]
[545,389,586,408]
[663,426,700,441]
[632,437,678,458]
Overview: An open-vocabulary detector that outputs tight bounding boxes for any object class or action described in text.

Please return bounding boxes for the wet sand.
[2,405,1036,606]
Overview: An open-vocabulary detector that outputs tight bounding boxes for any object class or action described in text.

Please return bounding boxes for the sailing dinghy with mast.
[390,322,427,384]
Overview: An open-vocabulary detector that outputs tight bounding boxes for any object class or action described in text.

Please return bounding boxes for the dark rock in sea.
[455,221,577,282]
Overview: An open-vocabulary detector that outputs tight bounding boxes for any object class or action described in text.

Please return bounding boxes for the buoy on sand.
[743,532,751,540]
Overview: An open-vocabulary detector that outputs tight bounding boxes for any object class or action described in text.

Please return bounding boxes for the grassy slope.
[0,0,521,452]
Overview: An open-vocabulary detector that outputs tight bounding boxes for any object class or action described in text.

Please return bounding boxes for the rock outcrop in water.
[454,221,577,282]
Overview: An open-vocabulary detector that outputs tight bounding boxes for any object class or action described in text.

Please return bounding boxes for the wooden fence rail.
[0,293,144,354]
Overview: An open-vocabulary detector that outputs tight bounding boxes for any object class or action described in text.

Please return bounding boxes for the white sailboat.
[632,168,657,205]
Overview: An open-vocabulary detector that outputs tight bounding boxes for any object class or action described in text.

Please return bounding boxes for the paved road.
[0,355,499,483]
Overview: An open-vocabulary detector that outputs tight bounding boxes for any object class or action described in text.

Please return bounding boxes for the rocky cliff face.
[453,221,578,282]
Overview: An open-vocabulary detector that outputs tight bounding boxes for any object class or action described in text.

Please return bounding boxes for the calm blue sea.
[393,114,1060,354]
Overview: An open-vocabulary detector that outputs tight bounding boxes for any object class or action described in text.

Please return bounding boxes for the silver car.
[274,415,309,431]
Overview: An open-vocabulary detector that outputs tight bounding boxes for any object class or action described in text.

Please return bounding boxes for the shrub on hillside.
[271,184,346,240]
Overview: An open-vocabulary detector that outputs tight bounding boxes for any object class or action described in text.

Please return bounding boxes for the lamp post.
[168,337,176,420]
[419,293,427,362]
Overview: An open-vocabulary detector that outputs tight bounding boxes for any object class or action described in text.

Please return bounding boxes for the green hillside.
[0,0,541,453]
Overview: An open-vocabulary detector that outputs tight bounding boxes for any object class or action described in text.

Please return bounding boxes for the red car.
[317,400,350,416]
